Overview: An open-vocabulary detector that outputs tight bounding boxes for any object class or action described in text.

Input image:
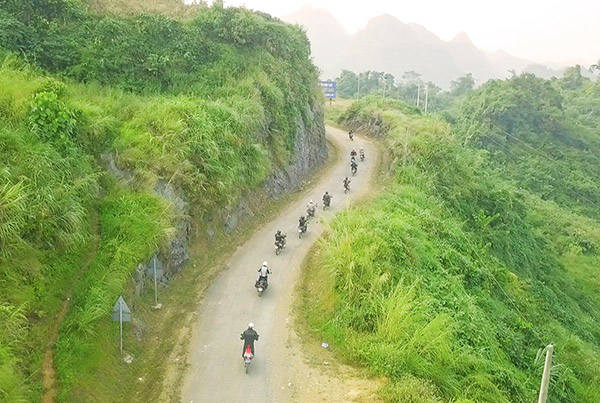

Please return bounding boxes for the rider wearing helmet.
[275,230,286,245]
[343,177,351,188]
[307,200,316,217]
[350,148,357,157]
[241,323,259,357]
[257,261,270,282]
[322,191,332,206]
[299,215,308,228]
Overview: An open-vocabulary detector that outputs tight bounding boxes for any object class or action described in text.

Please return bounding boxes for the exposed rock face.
[266,103,327,198]
[135,99,327,284]
[154,181,191,275]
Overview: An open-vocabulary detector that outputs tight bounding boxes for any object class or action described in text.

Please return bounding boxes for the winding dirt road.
[181,126,377,402]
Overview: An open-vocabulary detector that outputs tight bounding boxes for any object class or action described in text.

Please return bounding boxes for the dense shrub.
[0,1,322,400]
[303,96,600,402]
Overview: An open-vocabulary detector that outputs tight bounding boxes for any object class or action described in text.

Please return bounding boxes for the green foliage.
[29,91,77,145]
[449,73,475,96]
[455,73,600,220]
[307,96,600,402]
[0,303,28,403]
[334,69,448,111]
[0,1,322,400]
[55,186,173,401]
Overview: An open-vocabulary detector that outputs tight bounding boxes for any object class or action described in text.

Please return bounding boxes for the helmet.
[262,261,267,267]
[248,322,254,329]
[325,191,329,194]
[309,200,313,203]
[360,147,364,150]
[276,230,281,234]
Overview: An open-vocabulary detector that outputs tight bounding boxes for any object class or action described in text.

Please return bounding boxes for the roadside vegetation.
[304,70,600,402]
[0,1,321,401]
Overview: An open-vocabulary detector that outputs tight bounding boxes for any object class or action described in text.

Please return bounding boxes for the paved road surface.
[181,126,376,402]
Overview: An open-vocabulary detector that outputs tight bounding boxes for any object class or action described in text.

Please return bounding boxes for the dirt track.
[181,126,377,402]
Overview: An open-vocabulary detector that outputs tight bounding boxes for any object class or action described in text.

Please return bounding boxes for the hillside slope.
[303,90,600,401]
[0,2,326,401]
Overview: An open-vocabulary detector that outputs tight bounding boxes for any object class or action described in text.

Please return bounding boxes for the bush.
[309,96,600,402]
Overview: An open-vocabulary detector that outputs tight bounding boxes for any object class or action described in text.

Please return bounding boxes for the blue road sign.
[319,81,337,99]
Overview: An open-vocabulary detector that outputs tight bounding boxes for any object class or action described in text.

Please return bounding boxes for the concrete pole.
[538,344,554,403]
[357,75,361,99]
[153,258,158,306]
[416,84,421,107]
[424,85,429,113]
[119,300,123,355]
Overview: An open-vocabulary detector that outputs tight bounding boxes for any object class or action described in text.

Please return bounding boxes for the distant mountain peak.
[451,31,473,45]
[367,13,404,26]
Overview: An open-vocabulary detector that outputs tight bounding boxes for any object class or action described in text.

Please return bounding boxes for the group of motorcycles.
[245,131,365,372]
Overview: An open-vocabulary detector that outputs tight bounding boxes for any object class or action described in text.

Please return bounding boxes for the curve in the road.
[181,126,377,403]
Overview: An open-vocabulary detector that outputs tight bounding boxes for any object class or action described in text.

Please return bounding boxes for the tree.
[336,70,358,98]
[589,59,600,80]
[561,65,588,89]
[450,73,475,96]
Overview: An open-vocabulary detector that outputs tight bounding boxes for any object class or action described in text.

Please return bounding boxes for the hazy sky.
[202,0,600,66]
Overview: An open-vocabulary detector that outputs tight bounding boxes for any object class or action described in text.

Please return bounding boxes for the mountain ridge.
[283,6,570,87]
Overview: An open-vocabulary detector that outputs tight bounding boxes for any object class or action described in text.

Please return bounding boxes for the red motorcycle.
[243,345,254,373]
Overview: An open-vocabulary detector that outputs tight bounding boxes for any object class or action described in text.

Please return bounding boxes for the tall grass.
[1,1,322,400]
[302,96,600,402]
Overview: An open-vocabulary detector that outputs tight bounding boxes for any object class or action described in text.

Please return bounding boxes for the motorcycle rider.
[299,215,308,230]
[348,130,354,140]
[241,323,259,357]
[257,261,270,284]
[275,230,286,246]
[343,176,351,191]
[322,191,332,207]
[307,200,316,217]
[359,147,365,160]
[350,148,357,157]
[351,158,358,173]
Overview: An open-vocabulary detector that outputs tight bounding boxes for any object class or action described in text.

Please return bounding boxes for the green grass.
[301,96,600,402]
[0,2,323,400]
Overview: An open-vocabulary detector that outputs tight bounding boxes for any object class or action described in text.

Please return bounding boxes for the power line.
[476,118,600,189]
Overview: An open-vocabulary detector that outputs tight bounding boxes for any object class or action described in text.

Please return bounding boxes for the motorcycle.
[275,239,285,255]
[344,182,351,194]
[243,345,254,373]
[298,223,307,238]
[323,197,331,210]
[255,277,268,296]
[351,164,358,176]
[348,131,354,141]
[360,153,365,162]
[306,205,316,219]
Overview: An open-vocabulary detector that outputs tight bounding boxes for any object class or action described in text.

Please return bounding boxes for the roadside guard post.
[111,296,132,354]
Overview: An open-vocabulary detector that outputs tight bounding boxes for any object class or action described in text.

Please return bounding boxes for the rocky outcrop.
[266,103,327,198]
[136,99,327,286]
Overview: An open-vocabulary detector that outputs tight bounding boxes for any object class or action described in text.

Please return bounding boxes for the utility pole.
[416,84,421,107]
[119,299,123,354]
[424,85,429,113]
[538,344,554,403]
[153,258,158,307]
[357,75,361,99]
[403,127,409,166]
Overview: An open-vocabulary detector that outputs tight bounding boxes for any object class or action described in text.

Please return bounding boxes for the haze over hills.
[283,6,572,87]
